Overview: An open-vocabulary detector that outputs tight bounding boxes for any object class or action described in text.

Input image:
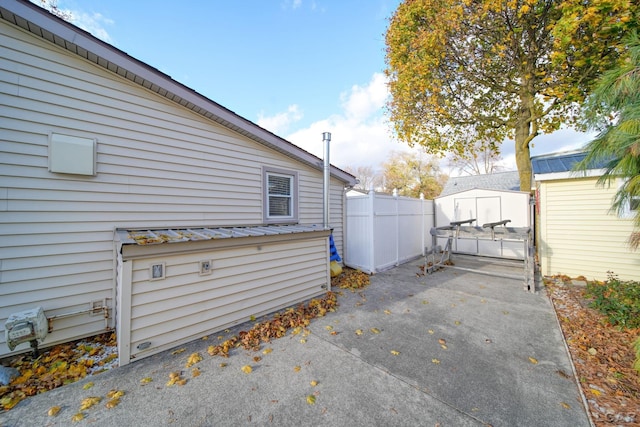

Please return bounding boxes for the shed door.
[453,196,504,256]
[476,197,503,257]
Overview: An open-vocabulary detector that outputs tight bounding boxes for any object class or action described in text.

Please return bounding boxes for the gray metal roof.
[116,225,326,246]
[531,150,609,174]
[439,171,521,196]
[0,0,356,186]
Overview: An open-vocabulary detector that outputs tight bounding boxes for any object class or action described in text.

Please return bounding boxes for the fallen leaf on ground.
[310,380,318,386]
[171,348,186,355]
[140,377,153,384]
[293,365,301,372]
[80,396,101,411]
[370,328,381,334]
[185,352,202,368]
[192,367,201,377]
[106,390,124,399]
[306,395,316,405]
[71,412,84,422]
[391,350,400,356]
[432,359,440,364]
[384,310,392,315]
[355,329,364,335]
[262,348,273,355]
[48,405,61,416]
[166,372,186,386]
[105,398,120,409]
[528,357,538,365]
[83,382,94,390]
[241,365,252,374]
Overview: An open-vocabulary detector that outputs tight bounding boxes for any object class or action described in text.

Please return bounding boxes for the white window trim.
[262,166,299,224]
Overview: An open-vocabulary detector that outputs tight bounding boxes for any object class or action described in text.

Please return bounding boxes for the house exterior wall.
[0,21,345,356]
[538,176,639,281]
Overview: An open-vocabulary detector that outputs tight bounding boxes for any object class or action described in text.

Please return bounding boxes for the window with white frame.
[618,178,639,218]
[263,167,298,223]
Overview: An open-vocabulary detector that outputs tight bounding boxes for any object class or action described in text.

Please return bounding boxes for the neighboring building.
[0,0,355,363]
[532,150,638,281]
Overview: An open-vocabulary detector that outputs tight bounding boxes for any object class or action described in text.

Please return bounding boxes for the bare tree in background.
[447,141,505,176]
[38,0,72,20]
[343,165,383,192]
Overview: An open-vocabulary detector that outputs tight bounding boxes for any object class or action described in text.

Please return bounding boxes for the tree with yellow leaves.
[385,0,638,191]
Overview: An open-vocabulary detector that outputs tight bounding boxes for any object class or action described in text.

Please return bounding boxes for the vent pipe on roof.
[322,132,331,229]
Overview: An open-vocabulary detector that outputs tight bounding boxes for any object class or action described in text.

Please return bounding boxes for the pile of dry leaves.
[545,277,640,426]
[0,332,118,411]
[0,269,370,413]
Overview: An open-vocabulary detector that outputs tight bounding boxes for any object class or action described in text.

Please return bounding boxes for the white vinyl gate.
[345,191,434,274]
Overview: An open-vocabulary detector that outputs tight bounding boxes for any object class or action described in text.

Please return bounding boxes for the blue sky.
[46,0,589,173]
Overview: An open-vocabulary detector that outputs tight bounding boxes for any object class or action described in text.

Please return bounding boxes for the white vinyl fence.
[345,191,434,274]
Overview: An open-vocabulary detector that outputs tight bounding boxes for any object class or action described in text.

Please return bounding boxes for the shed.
[435,172,531,259]
[0,0,356,363]
[532,150,638,281]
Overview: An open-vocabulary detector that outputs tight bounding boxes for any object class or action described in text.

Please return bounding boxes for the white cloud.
[257,105,304,135]
[70,11,114,43]
[260,71,595,176]
[282,0,303,10]
[340,73,388,121]
[282,72,411,171]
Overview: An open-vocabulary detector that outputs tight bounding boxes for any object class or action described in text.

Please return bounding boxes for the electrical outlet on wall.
[199,260,212,276]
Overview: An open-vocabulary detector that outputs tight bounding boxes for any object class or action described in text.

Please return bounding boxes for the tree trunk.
[515,93,534,192]
[515,130,532,192]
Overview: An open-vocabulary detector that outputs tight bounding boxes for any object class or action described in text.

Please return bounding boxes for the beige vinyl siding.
[538,177,639,280]
[0,21,344,356]
[123,235,329,363]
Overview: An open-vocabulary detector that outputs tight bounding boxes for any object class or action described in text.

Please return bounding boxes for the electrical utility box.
[5,307,48,351]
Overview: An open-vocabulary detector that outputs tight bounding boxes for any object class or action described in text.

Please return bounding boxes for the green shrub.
[585,272,640,329]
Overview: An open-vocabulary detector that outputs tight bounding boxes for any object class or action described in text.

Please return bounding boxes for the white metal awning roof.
[116,225,327,246]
